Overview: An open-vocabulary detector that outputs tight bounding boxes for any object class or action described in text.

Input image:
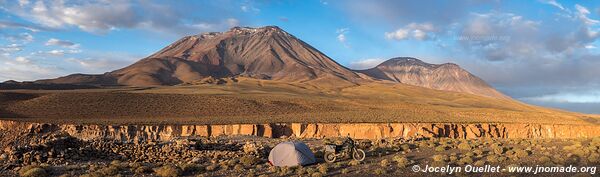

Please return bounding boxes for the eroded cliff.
[1,120,598,142]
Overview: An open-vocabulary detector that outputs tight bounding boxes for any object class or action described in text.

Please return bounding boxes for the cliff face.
[1,120,598,142]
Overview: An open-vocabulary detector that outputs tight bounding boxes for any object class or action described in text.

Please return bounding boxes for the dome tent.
[268,141,316,167]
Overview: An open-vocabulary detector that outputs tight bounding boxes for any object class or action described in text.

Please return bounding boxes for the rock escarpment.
[1,120,598,142]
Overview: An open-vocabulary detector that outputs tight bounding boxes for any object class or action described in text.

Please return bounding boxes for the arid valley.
[1,1,600,177]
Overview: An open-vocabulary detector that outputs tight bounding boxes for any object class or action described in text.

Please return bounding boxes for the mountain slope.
[357,57,508,99]
[37,26,362,87]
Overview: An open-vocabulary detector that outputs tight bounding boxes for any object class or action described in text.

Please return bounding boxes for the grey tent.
[268,141,316,167]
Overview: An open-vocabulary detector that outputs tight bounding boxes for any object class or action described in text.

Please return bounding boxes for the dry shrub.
[135,166,153,174]
[20,167,48,177]
[205,164,218,171]
[435,145,447,152]
[374,168,386,175]
[181,163,204,175]
[493,146,504,155]
[380,159,390,167]
[458,157,473,165]
[310,172,323,177]
[296,167,306,175]
[538,156,551,163]
[234,164,244,171]
[240,155,259,167]
[317,164,329,174]
[432,154,446,162]
[400,144,411,151]
[515,149,529,158]
[98,166,119,176]
[474,160,485,166]
[154,165,182,177]
[348,160,361,166]
[486,155,499,163]
[393,155,410,167]
[588,153,600,163]
[473,149,484,156]
[457,142,472,151]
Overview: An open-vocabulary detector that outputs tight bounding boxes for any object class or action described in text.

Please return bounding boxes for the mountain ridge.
[32,26,507,99]
[356,57,508,99]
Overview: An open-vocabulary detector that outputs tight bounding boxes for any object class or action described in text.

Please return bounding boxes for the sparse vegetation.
[19,167,47,177]
[240,155,259,167]
[205,164,218,171]
[435,145,447,152]
[135,165,153,174]
[374,168,386,175]
[380,159,390,167]
[181,163,203,175]
[1,76,594,125]
[393,155,410,167]
[432,154,446,162]
[98,166,119,176]
[457,142,472,151]
[154,165,182,177]
[317,164,329,174]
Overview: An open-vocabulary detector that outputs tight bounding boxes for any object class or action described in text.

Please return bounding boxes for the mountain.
[34,26,507,99]
[357,57,508,99]
[37,26,362,87]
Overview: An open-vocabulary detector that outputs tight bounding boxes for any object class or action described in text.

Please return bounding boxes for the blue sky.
[1,0,600,114]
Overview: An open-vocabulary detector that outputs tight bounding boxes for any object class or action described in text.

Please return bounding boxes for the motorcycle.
[323,137,366,163]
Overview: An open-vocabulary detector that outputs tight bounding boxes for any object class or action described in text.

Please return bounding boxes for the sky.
[1,0,600,114]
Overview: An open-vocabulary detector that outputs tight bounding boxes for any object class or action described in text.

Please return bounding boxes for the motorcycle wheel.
[352,149,366,161]
[324,152,337,163]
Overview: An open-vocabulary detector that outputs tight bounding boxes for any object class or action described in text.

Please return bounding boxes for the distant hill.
[357,57,508,99]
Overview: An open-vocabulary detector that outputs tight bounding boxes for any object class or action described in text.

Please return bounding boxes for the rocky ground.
[0,130,599,177]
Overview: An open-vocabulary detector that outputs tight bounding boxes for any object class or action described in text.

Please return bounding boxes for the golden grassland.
[0,77,598,125]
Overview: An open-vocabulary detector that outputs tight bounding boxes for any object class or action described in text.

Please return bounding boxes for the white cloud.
[0,44,23,54]
[337,33,346,42]
[336,28,350,48]
[4,32,34,43]
[64,55,136,74]
[385,22,436,41]
[522,90,600,103]
[0,20,43,32]
[458,12,544,61]
[0,56,63,81]
[5,1,246,35]
[575,4,599,25]
[20,1,139,33]
[186,18,239,32]
[348,58,385,70]
[14,56,30,63]
[541,0,564,10]
[18,0,30,6]
[45,38,80,49]
[47,50,66,56]
[385,29,409,40]
[30,49,82,57]
[240,5,260,13]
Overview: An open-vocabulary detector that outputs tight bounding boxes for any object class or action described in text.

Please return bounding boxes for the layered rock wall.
[1,120,598,142]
